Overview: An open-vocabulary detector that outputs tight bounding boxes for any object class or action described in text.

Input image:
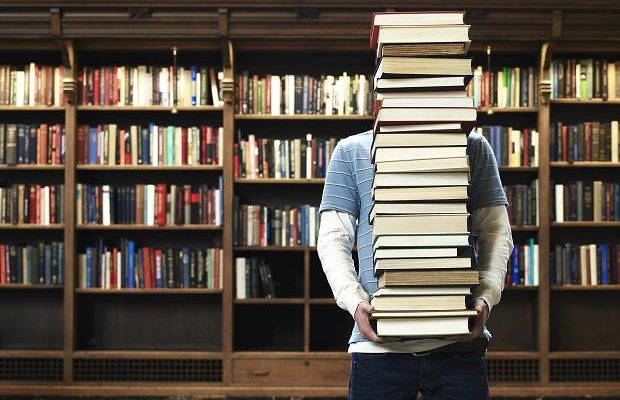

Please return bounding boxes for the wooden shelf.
[0,223,63,230]
[75,288,223,294]
[234,114,373,120]
[551,221,620,228]
[499,166,538,172]
[0,283,62,290]
[235,245,315,252]
[309,298,335,304]
[77,165,223,171]
[235,178,325,184]
[551,161,620,168]
[510,225,539,231]
[551,285,620,291]
[75,224,222,231]
[234,298,305,304]
[550,98,620,105]
[505,285,539,291]
[0,350,63,358]
[0,164,64,170]
[73,350,223,359]
[478,107,538,113]
[550,351,620,359]
[0,106,64,111]
[77,105,223,112]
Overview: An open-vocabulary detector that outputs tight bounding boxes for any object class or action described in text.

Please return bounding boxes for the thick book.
[376,122,466,134]
[373,310,477,337]
[370,202,468,221]
[371,294,468,311]
[375,156,469,173]
[373,286,471,296]
[374,257,473,271]
[372,172,470,189]
[373,185,469,202]
[372,131,467,148]
[376,25,470,57]
[377,269,479,286]
[379,97,473,108]
[376,57,473,79]
[376,107,476,126]
[374,247,470,259]
[373,146,467,163]
[370,11,465,48]
[372,214,469,235]
[373,234,471,250]
[375,76,471,92]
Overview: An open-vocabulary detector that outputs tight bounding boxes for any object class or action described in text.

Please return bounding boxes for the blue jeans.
[348,351,489,400]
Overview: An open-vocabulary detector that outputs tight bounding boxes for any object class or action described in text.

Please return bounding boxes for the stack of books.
[369,11,478,337]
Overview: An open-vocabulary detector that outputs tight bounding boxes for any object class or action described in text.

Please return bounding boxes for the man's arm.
[471,204,514,313]
[317,209,368,317]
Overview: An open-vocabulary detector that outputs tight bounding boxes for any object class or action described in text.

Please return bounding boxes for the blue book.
[141,127,149,165]
[512,246,519,286]
[128,240,135,289]
[191,67,197,106]
[302,75,308,114]
[23,125,30,163]
[182,247,190,288]
[88,127,98,164]
[58,242,64,285]
[85,247,93,289]
[16,125,25,164]
[44,244,52,285]
[601,244,609,285]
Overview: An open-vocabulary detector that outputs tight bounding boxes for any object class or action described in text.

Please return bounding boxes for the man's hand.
[354,301,382,343]
[463,298,489,342]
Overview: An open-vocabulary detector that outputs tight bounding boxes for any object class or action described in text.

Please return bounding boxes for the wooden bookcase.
[1,2,620,397]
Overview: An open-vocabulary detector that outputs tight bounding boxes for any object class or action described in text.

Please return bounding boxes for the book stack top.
[369,11,478,338]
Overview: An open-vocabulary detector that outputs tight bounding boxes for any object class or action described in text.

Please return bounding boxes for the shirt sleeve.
[471,205,514,314]
[469,134,508,212]
[319,142,360,217]
[317,210,369,317]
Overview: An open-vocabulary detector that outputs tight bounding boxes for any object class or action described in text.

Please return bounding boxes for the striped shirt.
[319,129,508,344]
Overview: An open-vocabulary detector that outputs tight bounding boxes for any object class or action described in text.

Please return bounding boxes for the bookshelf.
[0,2,620,398]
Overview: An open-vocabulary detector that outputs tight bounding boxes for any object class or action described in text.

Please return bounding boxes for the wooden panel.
[232,357,349,386]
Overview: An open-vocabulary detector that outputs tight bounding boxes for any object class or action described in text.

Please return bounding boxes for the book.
[373,186,469,202]
[372,172,470,189]
[371,295,468,312]
[476,126,539,167]
[372,132,467,152]
[468,66,539,108]
[551,243,620,285]
[373,234,471,250]
[370,11,465,48]
[374,257,473,271]
[373,287,471,296]
[374,156,469,174]
[370,202,468,221]
[375,57,473,79]
[375,107,476,126]
[376,25,470,58]
[373,310,477,337]
[551,121,619,162]
[234,257,276,299]
[505,181,539,226]
[371,214,469,235]
[378,269,479,287]
[507,240,539,287]
[0,241,64,285]
[373,146,467,163]
[551,181,620,222]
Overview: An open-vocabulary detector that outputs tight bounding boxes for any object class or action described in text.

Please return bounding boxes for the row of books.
[551,59,620,99]
[468,66,539,108]
[78,238,222,289]
[0,64,66,106]
[505,181,539,226]
[79,66,223,107]
[476,126,539,167]
[233,197,319,247]
[551,121,619,162]
[0,242,64,285]
[77,124,223,166]
[234,257,276,299]
[551,243,620,285]
[507,240,539,287]
[552,181,620,222]
[235,72,373,116]
[0,124,65,165]
[234,133,338,179]
[76,180,223,226]
[0,184,64,225]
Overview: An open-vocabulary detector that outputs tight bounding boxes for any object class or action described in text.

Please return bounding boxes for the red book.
[112,66,119,105]
[156,184,167,226]
[233,143,239,178]
[110,247,117,288]
[103,67,110,106]
[561,125,568,162]
[370,11,465,48]
[200,126,207,164]
[191,192,200,224]
[142,247,152,288]
[523,128,529,166]
[181,128,188,165]
[50,185,56,223]
[206,126,213,164]
[93,68,100,106]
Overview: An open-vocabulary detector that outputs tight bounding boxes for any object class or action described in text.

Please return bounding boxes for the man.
[317,129,514,399]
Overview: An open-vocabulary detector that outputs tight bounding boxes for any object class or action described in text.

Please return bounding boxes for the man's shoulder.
[336,130,373,155]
